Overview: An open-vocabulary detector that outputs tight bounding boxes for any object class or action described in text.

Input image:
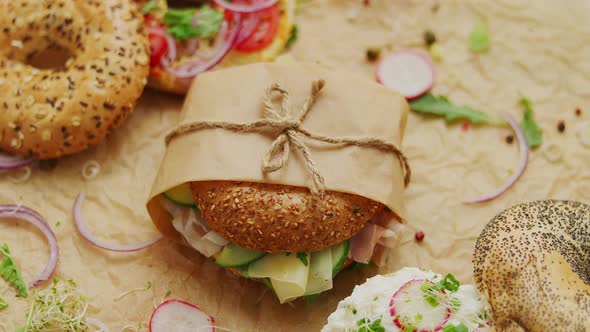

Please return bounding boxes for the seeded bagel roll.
[192,181,384,253]
[0,0,149,159]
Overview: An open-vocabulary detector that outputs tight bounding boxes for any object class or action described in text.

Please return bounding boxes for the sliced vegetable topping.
[0,296,6,310]
[0,244,27,297]
[356,317,385,332]
[410,94,492,124]
[0,153,33,171]
[377,51,435,100]
[164,5,223,40]
[331,240,350,277]
[519,97,543,148]
[163,183,196,206]
[442,323,469,332]
[235,5,280,52]
[285,24,299,49]
[390,279,451,331]
[463,112,529,204]
[214,243,265,267]
[0,205,58,288]
[150,299,215,332]
[73,192,162,252]
[213,0,279,13]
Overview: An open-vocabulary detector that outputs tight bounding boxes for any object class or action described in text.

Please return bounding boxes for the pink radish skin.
[150,300,215,332]
[389,279,450,332]
[376,51,435,100]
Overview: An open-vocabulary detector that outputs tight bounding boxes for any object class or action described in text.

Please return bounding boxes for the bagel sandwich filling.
[158,182,404,303]
[139,0,296,93]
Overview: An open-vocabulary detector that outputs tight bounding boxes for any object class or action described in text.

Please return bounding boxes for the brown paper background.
[2,0,590,331]
[148,62,409,221]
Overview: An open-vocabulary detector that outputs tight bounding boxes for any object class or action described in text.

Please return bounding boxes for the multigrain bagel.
[191,181,384,252]
[0,0,149,159]
[473,200,590,331]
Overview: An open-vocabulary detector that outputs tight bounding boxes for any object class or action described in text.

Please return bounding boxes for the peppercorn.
[39,158,58,171]
[505,134,514,144]
[575,107,582,116]
[415,231,425,242]
[557,120,565,133]
[424,30,437,47]
[366,47,381,62]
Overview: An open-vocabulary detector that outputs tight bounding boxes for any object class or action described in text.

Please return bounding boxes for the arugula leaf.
[285,25,299,49]
[519,97,542,148]
[0,295,7,310]
[141,0,159,14]
[410,93,492,124]
[296,252,309,266]
[356,317,385,332]
[0,244,27,297]
[164,5,223,40]
[469,20,490,52]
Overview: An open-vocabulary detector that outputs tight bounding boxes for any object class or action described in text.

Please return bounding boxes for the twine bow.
[165,79,411,195]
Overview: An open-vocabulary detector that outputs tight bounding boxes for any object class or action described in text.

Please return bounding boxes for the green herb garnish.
[519,97,543,148]
[164,290,172,298]
[410,93,492,124]
[449,296,462,312]
[55,220,61,227]
[114,280,153,301]
[304,293,319,304]
[469,20,490,52]
[141,0,159,14]
[442,323,469,332]
[0,244,27,297]
[285,24,299,49]
[356,317,385,332]
[164,5,223,40]
[296,252,309,266]
[421,274,461,307]
[0,295,7,310]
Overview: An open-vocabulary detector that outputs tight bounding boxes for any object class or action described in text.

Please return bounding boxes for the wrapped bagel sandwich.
[147,62,411,303]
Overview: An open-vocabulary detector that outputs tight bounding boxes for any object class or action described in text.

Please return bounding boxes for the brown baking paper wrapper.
[147,62,410,240]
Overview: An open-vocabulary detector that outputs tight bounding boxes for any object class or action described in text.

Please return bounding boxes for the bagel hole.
[26,47,72,70]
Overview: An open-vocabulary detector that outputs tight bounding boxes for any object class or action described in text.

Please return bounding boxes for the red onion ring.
[236,12,261,44]
[184,38,200,57]
[73,193,162,252]
[213,0,278,13]
[190,18,230,61]
[147,26,177,64]
[0,153,33,170]
[162,13,241,79]
[463,112,529,204]
[0,205,58,287]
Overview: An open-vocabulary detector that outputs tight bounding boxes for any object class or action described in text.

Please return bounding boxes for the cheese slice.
[304,247,333,296]
[248,253,310,303]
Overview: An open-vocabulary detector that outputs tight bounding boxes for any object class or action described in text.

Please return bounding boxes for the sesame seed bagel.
[147,0,295,94]
[0,0,149,159]
[191,181,384,252]
[473,200,590,331]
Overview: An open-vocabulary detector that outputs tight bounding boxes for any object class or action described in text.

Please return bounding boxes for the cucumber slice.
[163,183,195,206]
[331,240,350,277]
[215,243,265,267]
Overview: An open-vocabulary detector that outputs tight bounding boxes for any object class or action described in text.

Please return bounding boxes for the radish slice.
[390,279,450,332]
[376,51,435,100]
[0,205,58,287]
[73,192,162,252]
[150,299,215,332]
[463,112,528,204]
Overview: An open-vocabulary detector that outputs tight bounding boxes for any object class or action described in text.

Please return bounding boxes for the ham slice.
[350,223,387,263]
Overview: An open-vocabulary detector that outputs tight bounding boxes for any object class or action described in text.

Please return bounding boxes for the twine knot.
[165,79,411,196]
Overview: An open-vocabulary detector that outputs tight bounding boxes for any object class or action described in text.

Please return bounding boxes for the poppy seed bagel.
[473,200,590,331]
[191,181,384,252]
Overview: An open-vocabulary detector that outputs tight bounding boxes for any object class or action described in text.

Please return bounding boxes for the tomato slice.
[148,31,168,66]
[234,5,280,53]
